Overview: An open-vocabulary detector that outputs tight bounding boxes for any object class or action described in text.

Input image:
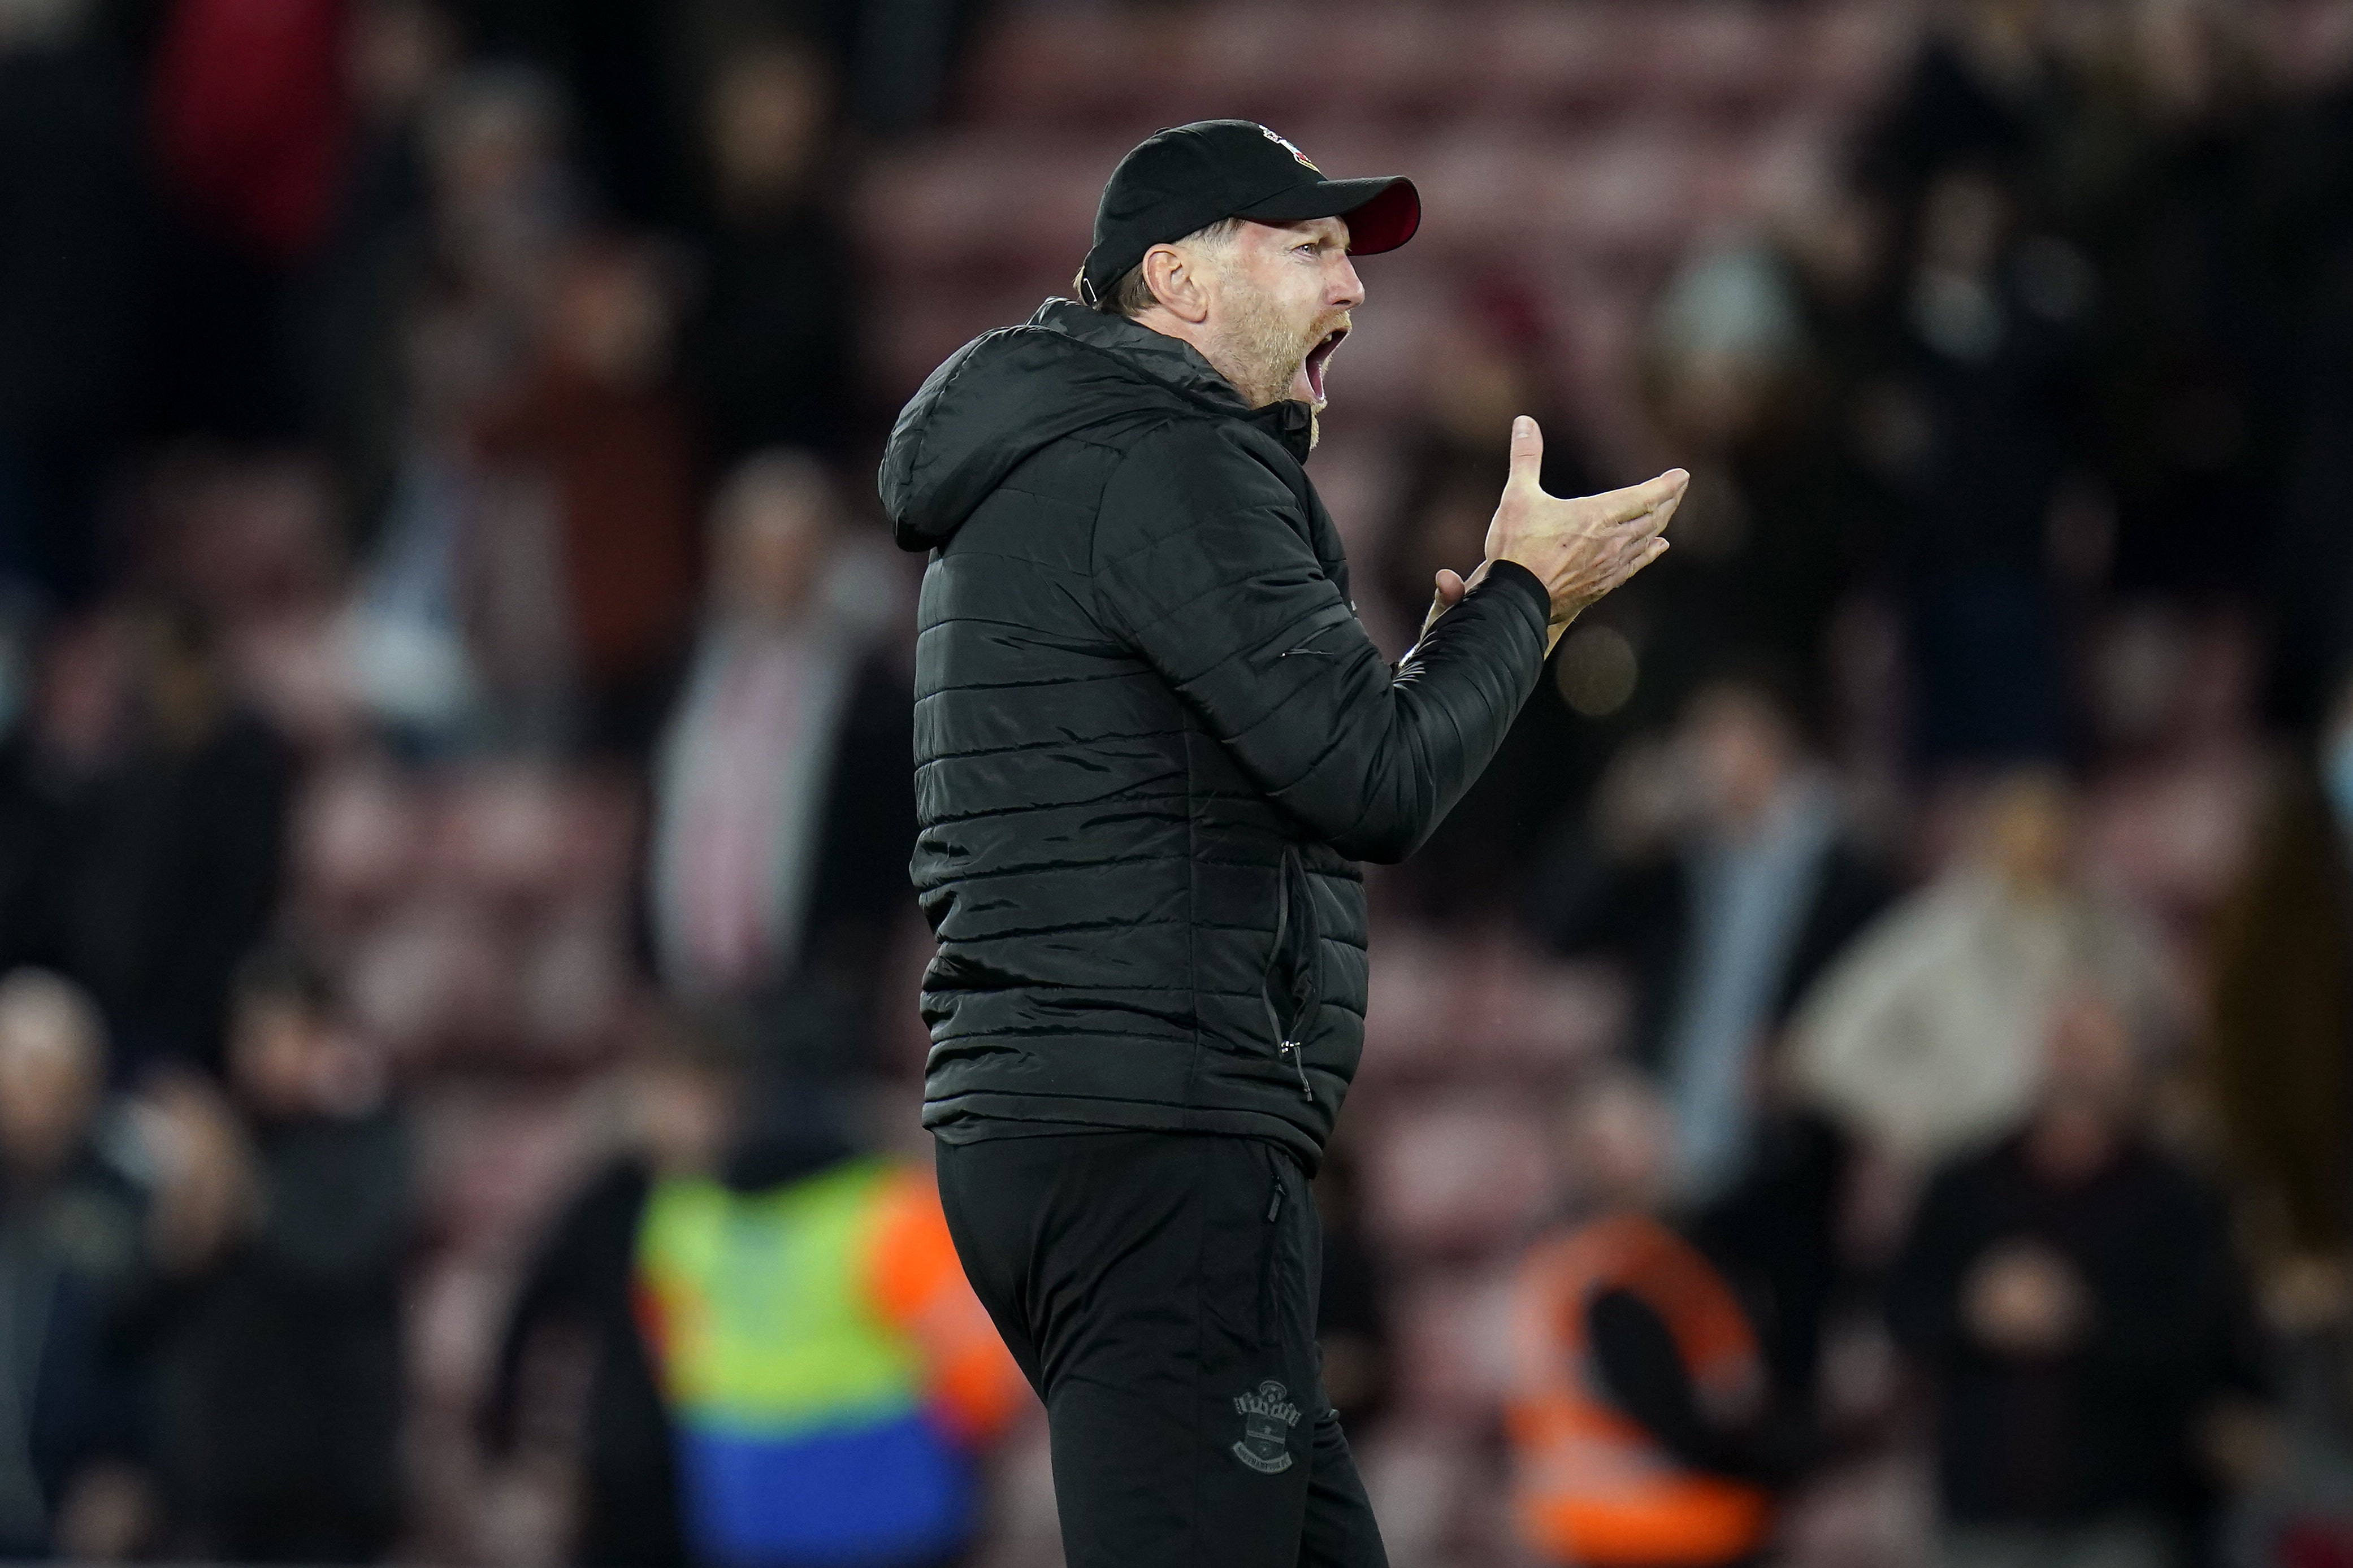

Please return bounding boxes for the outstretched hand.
[1472,417,1682,654]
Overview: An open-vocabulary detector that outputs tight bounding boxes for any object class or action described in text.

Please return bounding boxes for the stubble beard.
[1208,287,1344,414]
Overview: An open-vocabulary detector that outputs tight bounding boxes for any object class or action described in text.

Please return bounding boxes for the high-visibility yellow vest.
[634,1158,1022,1563]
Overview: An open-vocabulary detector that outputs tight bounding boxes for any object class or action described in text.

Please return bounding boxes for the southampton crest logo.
[1230,1379,1302,1473]
[1255,125,1320,172]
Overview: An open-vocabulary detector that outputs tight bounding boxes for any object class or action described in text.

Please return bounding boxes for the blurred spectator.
[1684,1110,1854,1443]
[681,38,856,465]
[338,63,583,746]
[2065,2,2278,606]
[471,232,702,755]
[294,0,466,533]
[1789,770,2168,1174]
[2234,0,2353,724]
[0,652,80,979]
[2205,671,2353,1267]
[417,62,582,338]
[339,306,495,749]
[1535,674,1895,1200]
[140,948,410,1563]
[18,605,136,787]
[146,0,351,438]
[1504,1069,1798,1568]
[1381,289,1600,635]
[648,453,913,1056]
[2268,393,2353,733]
[460,0,692,228]
[149,0,348,269]
[0,970,154,1561]
[488,1024,1024,1568]
[59,603,295,1073]
[1855,0,2112,758]
[1870,159,2092,765]
[0,0,143,606]
[1377,292,1601,922]
[2264,76,2353,726]
[1861,0,2053,210]
[1638,218,1884,708]
[1887,988,2262,1568]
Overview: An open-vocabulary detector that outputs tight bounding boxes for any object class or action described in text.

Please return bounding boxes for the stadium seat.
[1351,1426,1502,1568]
[343,898,515,1062]
[1362,1093,1558,1258]
[431,766,631,911]
[1472,6,1646,120]
[1390,1264,1522,1418]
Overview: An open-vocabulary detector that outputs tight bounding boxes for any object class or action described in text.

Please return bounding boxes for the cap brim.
[1237,175,1420,255]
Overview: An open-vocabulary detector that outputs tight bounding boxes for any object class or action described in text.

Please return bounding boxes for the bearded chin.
[1253,343,1310,410]
[1212,301,1319,411]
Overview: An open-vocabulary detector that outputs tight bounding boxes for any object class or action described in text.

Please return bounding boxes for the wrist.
[1479,558,1556,642]
[1479,557,1548,604]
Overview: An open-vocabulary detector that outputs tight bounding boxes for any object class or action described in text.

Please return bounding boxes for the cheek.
[1242,257,1316,323]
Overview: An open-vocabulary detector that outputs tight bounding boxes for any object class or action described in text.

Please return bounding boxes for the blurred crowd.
[1,0,2352,1565]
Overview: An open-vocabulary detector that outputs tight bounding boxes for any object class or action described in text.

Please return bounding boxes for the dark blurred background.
[3,0,2353,1564]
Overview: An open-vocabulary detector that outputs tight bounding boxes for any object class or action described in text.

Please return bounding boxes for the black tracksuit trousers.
[935,1130,1389,1568]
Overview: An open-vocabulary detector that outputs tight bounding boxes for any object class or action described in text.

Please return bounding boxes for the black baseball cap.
[1078,120,1421,307]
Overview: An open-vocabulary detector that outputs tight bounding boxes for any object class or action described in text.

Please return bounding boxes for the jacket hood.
[878,297,1312,550]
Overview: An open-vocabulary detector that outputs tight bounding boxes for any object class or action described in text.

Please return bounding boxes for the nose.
[1331,252,1365,310]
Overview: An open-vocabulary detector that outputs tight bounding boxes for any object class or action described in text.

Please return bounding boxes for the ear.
[1142,242,1212,324]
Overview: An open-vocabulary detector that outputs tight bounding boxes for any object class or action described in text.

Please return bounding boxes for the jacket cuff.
[1476,559,1552,634]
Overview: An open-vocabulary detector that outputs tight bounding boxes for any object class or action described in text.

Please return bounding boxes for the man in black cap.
[878,121,1685,1566]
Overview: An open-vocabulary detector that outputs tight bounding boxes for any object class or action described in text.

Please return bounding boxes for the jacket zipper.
[1277,1035,1311,1102]
[1262,853,1315,1104]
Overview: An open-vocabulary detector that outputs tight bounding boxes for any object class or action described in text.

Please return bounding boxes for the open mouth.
[1303,325,1348,404]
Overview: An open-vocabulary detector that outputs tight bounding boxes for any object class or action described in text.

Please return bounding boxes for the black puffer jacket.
[881,299,1550,1163]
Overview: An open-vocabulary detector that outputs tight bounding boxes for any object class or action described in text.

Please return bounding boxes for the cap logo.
[1256,125,1319,173]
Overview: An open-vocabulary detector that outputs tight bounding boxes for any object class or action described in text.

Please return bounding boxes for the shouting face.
[1194,216,1363,411]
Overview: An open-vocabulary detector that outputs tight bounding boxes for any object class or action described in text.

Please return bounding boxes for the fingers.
[1506,415,1545,493]
[1587,536,1670,603]
[1604,536,1669,592]
[1632,484,1684,545]
[1593,467,1690,527]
